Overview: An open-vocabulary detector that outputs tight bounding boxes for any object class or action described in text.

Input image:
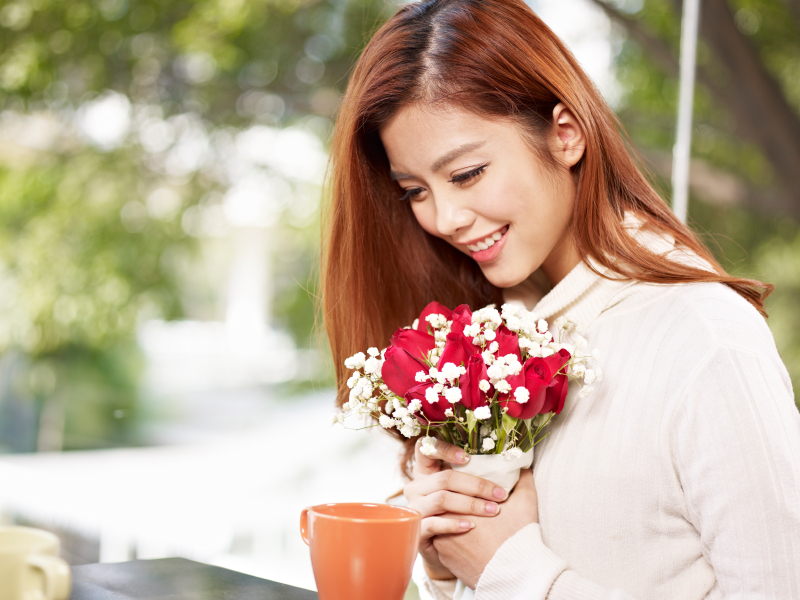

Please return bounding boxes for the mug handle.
[26,554,71,600]
[299,507,310,546]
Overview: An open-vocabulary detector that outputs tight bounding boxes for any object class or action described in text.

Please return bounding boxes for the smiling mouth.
[465,225,509,252]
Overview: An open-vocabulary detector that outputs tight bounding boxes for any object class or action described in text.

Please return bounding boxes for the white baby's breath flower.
[514,387,530,403]
[502,447,524,461]
[474,406,491,420]
[344,352,367,370]
[482,350,495,365]
[571,363,586,378]
[393,407,409,419]
[430,354,439,366]
[584,369,597,385]
[478,379,491,393]
[483,328,496,342]
[579,385,594,398]
[537,319,548,334]
[479,424,490,437]
[495,380,511,394]
[425,387,439,404]
[482,437,495,452]
[364,357,381,375]
[444,387,462,404]
[440,362,461,382]
[489,341,499,353]
[379,414,395,429]
[594,367,603,382]
[346,373,360,389]
[408,399,422,414]
[553,316,567,330]
[400,421,421,438]
[415,370,429,383]
[331,412,344,426]
[505,315,522,332]
[501,303,519,318]
[384,398,395,414]
[490,430,498,441]
[367,347,380,357]
[419,436,438,456]
[433,383,444,394]
[444,408,454,417]
[412,318,419,330]
[463,323,480,338]
[486,363,503,381]
[540,346,554,358]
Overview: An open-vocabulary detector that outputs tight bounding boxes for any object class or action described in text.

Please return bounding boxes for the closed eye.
[399,187,424,202]
[448,164,488,185]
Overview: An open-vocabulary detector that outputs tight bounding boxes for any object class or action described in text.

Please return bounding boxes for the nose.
[434,191,476,238]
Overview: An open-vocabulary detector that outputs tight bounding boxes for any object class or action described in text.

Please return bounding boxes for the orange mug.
[300,503,421,600]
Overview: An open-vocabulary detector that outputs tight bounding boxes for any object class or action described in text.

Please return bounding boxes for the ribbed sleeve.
[475,524,566,599]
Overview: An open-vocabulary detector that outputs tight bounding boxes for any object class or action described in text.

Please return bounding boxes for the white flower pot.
[451,448,533,493]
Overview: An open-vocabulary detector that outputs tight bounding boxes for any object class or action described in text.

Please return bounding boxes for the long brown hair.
[320,0,772,476]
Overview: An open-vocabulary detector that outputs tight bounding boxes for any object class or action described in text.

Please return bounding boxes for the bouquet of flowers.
[333,301,600,460]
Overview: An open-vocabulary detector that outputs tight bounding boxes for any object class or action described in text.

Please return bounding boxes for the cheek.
[410,202,441,238]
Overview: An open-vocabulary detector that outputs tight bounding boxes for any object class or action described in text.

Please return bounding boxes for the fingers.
[414,489,502,519]
[413,438,470,477]
[410,468,508,502]
[420,516,475,540]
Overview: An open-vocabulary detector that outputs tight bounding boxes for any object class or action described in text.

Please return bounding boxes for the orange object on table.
[300,503,421,600]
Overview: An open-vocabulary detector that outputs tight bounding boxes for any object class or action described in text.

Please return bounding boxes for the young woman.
[321,0,800,598]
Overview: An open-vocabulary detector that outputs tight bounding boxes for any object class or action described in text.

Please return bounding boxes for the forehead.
[379,103,517,171]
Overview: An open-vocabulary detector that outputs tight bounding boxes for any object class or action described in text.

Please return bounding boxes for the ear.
[549,103,586,169]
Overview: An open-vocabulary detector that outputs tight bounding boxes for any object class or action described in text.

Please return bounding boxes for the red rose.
[458,354,492,410]
[381,346,428,398]
[449,304,473,335]
[405,383,449,423]
[389,327,435,362]
[499,357,550,419]
[416,302,452,334]
[540,349,571,415]
[494,325,521,362]
[438,331,481,369]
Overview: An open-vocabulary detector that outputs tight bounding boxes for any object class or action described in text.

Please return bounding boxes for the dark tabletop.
[70,557,319,600]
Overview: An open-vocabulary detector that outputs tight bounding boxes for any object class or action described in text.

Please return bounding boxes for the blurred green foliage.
[0,0,390,451]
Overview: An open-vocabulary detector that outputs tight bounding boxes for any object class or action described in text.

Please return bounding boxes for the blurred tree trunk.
[590,0,800,218]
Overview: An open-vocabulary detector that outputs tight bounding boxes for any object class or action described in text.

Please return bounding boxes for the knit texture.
[413,253,800,600]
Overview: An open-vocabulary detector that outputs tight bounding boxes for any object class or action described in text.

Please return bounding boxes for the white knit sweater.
[413,235,800,600]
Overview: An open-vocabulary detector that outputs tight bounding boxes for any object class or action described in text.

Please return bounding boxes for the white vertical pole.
[671,0,701,224]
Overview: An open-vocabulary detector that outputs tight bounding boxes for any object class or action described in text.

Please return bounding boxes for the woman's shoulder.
[603,279,776,356]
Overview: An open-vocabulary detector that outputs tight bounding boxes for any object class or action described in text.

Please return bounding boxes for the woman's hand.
[432,469,539,589]
[404,438,509,581]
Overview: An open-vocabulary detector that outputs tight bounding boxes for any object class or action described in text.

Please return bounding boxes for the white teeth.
[483,237,495,247]
[492,231,502,241]
[476,241,488,250]
[468,244,480,252]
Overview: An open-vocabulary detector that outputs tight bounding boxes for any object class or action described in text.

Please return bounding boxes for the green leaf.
[466,410,477,435]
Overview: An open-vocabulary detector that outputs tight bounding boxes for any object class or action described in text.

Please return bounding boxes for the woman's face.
[379,103,585,288]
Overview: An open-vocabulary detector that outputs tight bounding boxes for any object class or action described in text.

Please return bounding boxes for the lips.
[467,225,509,263]
[464,225,509,252]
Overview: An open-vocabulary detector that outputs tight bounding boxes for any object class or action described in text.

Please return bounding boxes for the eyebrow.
[389,140,487,181]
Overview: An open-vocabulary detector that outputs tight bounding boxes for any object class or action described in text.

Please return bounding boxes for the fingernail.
[456,451,470,463]
[459,520,473,529]
[485,502,498,515]
[493,487,507,500]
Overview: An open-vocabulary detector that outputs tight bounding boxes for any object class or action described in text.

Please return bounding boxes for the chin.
[480,265,530,289]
